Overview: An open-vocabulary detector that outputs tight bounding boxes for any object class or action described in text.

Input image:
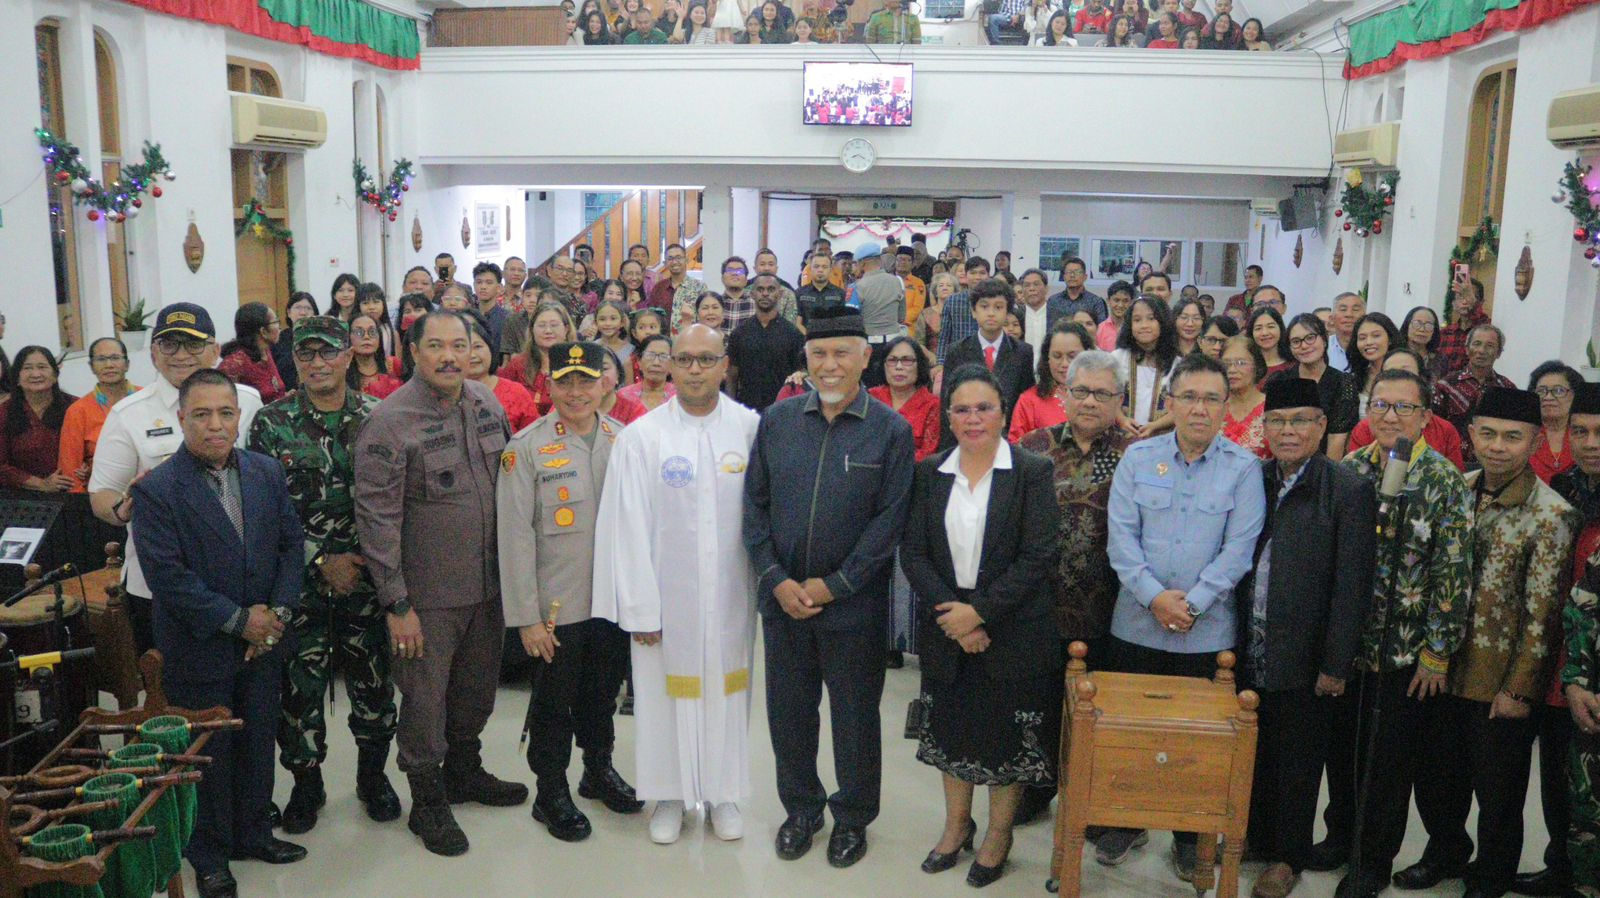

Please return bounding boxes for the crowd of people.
[5,229,1597,898]
[552,0,1274,47]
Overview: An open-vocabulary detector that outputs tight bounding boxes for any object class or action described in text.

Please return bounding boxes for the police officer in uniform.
[498,342,642,841]
[247,317,400,834]
[354,311,528,858]
[90,303,263,652]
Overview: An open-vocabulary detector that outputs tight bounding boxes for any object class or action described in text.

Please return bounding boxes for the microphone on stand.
[2,562,75,608]
[1375,437,1412,535]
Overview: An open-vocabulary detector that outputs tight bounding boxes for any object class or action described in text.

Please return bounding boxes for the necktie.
[983,345,996,370]
[209,468,245,543]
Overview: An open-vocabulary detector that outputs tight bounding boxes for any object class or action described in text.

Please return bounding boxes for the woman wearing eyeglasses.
[1273,313,1358,459]
[1529,361,1583,483]
[1345,349,1466,472]
[463,314,539,432]
[217,302,287,404]
[617,335,677,412]
[1009,322,1092,444]
[1221,335,1269,459]
[59,337,137,492]
[901,364,1060,889]
[348,314,403,400]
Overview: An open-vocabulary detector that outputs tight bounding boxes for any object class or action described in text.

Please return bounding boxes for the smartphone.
[1452,261,1469,284]
[437,265,449,280]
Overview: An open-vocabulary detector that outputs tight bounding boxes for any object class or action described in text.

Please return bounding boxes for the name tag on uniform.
[145,426,174,438]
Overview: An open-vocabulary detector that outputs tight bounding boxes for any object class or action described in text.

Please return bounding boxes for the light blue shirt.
[1107,432,1267,653]
[1326,337,1351,373]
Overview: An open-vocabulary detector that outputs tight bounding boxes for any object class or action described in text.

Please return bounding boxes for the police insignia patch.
[557,486,570,502]
[538,443,565,455]
[554,422,567,437]
[542,458,571,469]
[661,456,694,488]
[501,452,516,473]
[554,507,576,527]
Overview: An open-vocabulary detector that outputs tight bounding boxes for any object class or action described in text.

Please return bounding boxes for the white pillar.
[1009,190,1043,275]
[699,183,733,283]
[60,10,113,353]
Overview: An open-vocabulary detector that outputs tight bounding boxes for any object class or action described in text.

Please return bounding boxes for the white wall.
[406,183,528,281]
[764,195,817,284]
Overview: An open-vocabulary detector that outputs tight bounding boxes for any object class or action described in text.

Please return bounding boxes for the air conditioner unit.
[1548,85,1600,149]
[1332,121,1400,168]
[230,93,327,151]
[1251,198,1282,217]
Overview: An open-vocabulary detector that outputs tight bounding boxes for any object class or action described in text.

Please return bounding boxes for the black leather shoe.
[1305,838,1350,872]
[886,650,905,669]
[1463,886,1509,898]
[775,810,825,860]
[1336,869,1392,898]
[828,825,869,868]
[357,746,402,823]
[1013,787,1054,826]
[238,836,308,865]
[921,819,976,873]
[1512,868,1573,897]
[967,857,1009,888]
[196,869,238,898]
[530,785,593,842]
[266,802,281,829]
[280,769,325,835]
[578,766,645,814]
[1394,859,1469,890]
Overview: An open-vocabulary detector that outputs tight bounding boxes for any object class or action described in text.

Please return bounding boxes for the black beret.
[1473,387,1542,427]
[804,305,867,342]
[1263,377,1322,413]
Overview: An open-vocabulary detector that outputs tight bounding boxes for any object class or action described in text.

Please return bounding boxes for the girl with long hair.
[357,282,398,363]
[217,302,286,403]
[330,272,361,322]
[1112,295,1178,430]
[0,346,76,492]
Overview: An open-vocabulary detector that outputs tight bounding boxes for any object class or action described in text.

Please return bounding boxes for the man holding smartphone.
[432,252,470,303]
[1436,265,1491,379]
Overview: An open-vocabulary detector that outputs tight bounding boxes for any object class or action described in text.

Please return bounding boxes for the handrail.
[538,188,703,280]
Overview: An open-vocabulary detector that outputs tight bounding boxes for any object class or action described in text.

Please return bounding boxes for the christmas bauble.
[71,178,87,193]
[55,170,71,183]
[1587,248,1599,261]
[87,209,101,221]
[1343,222,1352,231]
[1372,222,1382,234]
[284,237,293,246]
[131,198,143,208]
[152,186,163,198]
[1384,197,1394,206]
[1334,209,1343,217]
[1556,191,1570,204]
[388,212,398,222]
[163,171,176,181]
[1592,255,1600,270]
[1579,228,1591,242]
[124,207,139,219]
[401,183,410,192]
[1356,228,1368,238]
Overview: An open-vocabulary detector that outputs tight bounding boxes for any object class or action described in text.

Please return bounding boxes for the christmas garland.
[1554,159,1600,270]
[1443,215,1499,323]
[353,157,413,222]
[1333,168,1398,237]
[236,198,297,293]
[36,127,175,222]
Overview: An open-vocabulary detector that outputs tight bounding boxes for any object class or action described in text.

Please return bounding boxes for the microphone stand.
[1348,487,1410,892]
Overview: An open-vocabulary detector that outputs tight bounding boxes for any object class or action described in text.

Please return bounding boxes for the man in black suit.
[941,278,1035,449]
[1236,377,1376,898]
[132,370,308,898]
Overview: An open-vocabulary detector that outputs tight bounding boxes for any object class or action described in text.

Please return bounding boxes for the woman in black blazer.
[901,364,1062,888]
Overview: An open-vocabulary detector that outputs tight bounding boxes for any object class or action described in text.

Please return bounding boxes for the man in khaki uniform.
[497,342,641,843]
[353,311,528,858]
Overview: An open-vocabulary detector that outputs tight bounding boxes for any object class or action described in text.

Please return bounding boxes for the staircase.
[540,188,703,279]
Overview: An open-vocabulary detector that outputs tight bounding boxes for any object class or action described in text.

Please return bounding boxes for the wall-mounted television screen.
[803,62,912,127]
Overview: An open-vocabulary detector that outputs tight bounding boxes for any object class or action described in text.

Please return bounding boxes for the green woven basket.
[22,823,105,898]
[105,744,180,887]
[135,716,196,843]
[82,773,155,898]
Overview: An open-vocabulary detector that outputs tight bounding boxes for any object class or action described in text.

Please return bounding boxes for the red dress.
[491,377,541,432]
[1530,427,1575,484]
[496,355,554,417]
[1007,387,1068,444]
[606,393,648,425]
[1223,401,1270,459]
[218,348,286,404]
[0,398,73,489]
[869,385,941,461]
[361,373,403,400]
[1346,415,1466,471]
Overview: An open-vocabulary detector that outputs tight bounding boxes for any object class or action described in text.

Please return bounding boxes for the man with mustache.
[354,311,528,858]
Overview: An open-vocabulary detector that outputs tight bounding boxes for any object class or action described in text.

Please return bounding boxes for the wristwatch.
[388,597,413,617]
[1185,601,1203,619]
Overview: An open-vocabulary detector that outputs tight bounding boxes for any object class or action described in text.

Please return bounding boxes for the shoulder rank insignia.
[1156,463,1169,476]
[500,452,516,473]
[600,420,614,436]
[538,443,565,455]
[542,458,571,469]
[554,421,567,437]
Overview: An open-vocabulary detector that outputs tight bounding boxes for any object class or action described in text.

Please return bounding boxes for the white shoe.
[710,802,743,841]
[650,800,685,844]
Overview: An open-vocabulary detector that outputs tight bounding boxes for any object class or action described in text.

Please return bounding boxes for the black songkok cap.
[1572,382,1600,417]
[1473,387,1543,427]
[804,305,868,342]
[1263,377,1322,413]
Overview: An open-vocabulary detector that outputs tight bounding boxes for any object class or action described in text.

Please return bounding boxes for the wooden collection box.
[1050,642,1260,898]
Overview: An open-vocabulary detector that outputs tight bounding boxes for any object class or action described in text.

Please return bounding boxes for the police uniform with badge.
[89,303,262,654]
[245,317,400,834]
[497,342,641,842]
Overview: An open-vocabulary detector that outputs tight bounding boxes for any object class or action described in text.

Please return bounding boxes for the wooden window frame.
[37,20,84,352]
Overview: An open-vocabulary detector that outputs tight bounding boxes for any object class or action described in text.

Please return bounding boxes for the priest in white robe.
[592,324,761,845]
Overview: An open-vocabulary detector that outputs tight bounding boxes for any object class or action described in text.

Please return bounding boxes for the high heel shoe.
[966,836,1013,888]
[920,819,976,874]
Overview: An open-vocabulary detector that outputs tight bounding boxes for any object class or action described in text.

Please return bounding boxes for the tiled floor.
[209,648,1544,898]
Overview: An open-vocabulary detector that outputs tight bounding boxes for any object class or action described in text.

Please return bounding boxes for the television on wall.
[803,62,913,127]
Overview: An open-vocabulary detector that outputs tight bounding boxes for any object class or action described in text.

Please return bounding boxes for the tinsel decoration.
[36,127,174,222]
[353,157,414,223]
[1554,159,1600,270]
[1444,215,1500,322]
[1336,168,1398,238]
[235,198,296,293]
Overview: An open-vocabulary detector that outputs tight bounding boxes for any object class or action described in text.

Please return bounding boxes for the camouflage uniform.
[1566,547,1600,897]
[248,379,396,773]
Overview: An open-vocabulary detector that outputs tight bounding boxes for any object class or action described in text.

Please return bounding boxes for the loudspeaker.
[1278,192,1319,231]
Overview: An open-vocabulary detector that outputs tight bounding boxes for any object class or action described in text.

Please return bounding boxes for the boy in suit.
[941,278,1035,448]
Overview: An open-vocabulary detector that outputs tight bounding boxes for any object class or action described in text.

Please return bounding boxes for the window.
[96,33,133,331]
[37,21,83,352]
[584,192,626,228]
[229,58,292,318]
[1038,236,1081,273]
[1192,241,1244,288]
[1457,62,1516,313]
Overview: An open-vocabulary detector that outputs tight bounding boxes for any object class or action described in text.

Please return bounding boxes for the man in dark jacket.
[1237,377,1376,898]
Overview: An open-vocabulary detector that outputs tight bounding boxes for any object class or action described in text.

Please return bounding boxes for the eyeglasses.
[1175,314,1204,325]
[1263,414,1324,431]
[90,354,127,364]
[1535,385,1573,399]
[294,346,345,363]
[351,327,380,338]
[1409,320,1437,331]
[948,402,1001,418]
[1369,399,1423,418]
[641,351,672,363]
[1200,335,1227,347]
[1287,334,1321,349]
[884,357,918,367]
[1067,386,1118,403]
[1171,392,1225,408]
[1222,358,1255,369]
[671,353,725,369]
[154,337,213,357]
[724,268,747,276]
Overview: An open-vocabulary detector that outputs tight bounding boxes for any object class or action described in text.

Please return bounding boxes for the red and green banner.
[1346,0,1599,80]
[119,0,420,70]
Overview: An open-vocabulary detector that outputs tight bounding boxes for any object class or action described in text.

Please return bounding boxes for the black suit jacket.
[1232,454,1377,693]
[941,333,1035,450]
[900,445,1061,683]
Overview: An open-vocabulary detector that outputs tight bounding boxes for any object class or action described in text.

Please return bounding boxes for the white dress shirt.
[939,441,1013,589]
[1021,301,1050,360]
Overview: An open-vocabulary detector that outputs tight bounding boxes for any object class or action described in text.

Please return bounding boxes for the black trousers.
[164,655,282,876]
[1531,701,1575,876]
[764,613,887,828]
[126,592,154,658]
[1247,686,1331,873]
[524,617,629,787]
[1106,636,1221,848]
[1321,664,1445,877]
[1411,695,1536,891]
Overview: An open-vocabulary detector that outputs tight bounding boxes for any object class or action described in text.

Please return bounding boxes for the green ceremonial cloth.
[257,0,421,61]
[22,824,105,898]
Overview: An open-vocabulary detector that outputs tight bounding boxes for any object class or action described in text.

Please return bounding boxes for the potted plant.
[117,298,154,350]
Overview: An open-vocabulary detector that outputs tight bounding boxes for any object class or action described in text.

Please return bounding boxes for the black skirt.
[915,656,1060,786]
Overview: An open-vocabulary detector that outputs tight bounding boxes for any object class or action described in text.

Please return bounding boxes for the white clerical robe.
[592,397,760,805]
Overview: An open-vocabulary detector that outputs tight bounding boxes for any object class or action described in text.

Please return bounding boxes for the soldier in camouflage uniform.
[247,316,401,834]
[1563,385,1600,898]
